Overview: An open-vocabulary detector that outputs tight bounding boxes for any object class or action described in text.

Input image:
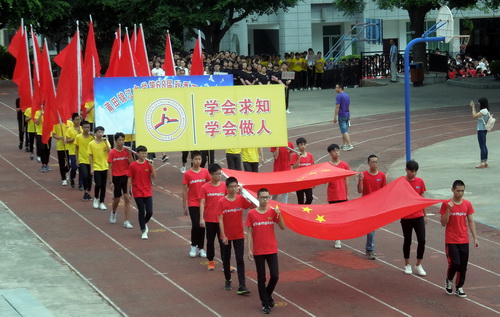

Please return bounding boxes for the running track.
[1,89,499,316]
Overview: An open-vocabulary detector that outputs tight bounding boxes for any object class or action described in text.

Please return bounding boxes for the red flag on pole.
[8,21,33,111]
[54,25,82,121]
[30,25,43,117]
[105,26,121,77]
[163,31,175,76]
[41,39,58,144]
[130,24,137,53]
[82,18,101,104]
[134,24,151,76]
[190,31,204,75]
[116,28,136,77]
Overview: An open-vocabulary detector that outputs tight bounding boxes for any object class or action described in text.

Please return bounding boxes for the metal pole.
[404,36,444,162]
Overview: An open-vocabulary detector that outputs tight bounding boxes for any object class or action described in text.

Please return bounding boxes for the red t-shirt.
[440,199,474,244]
[290,152,315,168]
[327,161,350,201]
[358,171,386,196]
[270,142,294,172]
[128,161,152,197]
[183,168,211,207]
[107,148,130,176]
[402,177,426,219]
[218,195,252,240]
[199,182,227,223]
[245,207,279,255]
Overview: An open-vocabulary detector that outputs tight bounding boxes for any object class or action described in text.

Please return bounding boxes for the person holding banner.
[127,145,156,240]
[246,188,286,314]
[183,151,210,258]
[199,163,227,271]
[291,137,315,205]
[270,142,294,203]
[65,113,82,189]
[75,121,95,202]
[88,126,110,210]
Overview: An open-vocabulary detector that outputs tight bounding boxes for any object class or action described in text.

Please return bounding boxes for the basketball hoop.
[435,6,454,43]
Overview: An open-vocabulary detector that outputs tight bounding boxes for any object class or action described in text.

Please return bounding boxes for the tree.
[335,0,500,68]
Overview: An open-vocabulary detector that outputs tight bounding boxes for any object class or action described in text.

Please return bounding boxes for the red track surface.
[1,87,499,316]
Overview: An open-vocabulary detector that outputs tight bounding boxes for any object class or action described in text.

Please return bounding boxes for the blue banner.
[94,75,233,134]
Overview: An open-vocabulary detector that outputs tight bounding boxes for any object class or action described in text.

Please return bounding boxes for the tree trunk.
[407,5,433,73]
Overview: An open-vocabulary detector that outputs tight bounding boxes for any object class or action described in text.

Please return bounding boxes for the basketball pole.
[404,36,444,162]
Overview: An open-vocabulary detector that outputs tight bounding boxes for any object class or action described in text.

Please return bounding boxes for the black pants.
[79,163,92,192]
[28,132,36,153]
[189,206,205,249]
[243,161,258,173]
[401,216,426,260]
[182,151,189,164]
[315,73,323,88]
[222,238,245,287]
[307,68,315,88]
[17,116,25,145]
[296,188,313,204]
[135,196,153,232]
[93,170,108,203]
[446,243,469,288]
[226,153,242,170]
[201,150,215,168]
[36,135,51,165]
[206,222,223,261]
[254,253,279,307]
[284,86,290,111]
[57,150,69,180]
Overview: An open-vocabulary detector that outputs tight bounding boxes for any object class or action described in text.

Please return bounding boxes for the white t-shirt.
[152,67,165,76]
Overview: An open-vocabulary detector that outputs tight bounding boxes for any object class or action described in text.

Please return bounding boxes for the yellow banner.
[133,85,288,152]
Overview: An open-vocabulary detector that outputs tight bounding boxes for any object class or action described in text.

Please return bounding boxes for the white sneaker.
[345,145,354,151]
[189,246,198,258]
[36,156,41,163]
[62,180,68,186]
[93,198,99,209]
[123,221,133,229]
[404,264,412,275]
[99,202,107,210]
[110,212,116,224]
[141,231,148,240]
[415,264,427,276]
[286,109,291,114]
[199,249,207,258]
[181,166,186,173]
[334,240,342,249]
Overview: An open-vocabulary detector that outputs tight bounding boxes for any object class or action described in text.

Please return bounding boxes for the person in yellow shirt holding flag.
[88,126,110,210]
[65,113,82,189]
[84,101,95,132]
[75,120,95,202]
[34,108,51,173]
[24,106,37,160]
[52,122,69,185]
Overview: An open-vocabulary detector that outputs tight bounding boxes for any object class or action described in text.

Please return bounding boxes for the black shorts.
[113,175,128,198]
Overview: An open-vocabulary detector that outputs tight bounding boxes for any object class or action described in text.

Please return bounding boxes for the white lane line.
[341,242,500,315]
[0,201,128,317]
[0,101,16,111]
[0,154,223,317]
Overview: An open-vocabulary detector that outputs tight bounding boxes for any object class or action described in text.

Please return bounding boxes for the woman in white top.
[470,97,490,168]
[151,61,165,76]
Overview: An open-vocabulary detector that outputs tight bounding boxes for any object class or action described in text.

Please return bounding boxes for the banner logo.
[145,98,187,141]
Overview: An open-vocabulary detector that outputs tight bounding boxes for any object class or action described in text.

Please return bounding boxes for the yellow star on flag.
[302,207,312,214]
[315,215,326,223]
[321,169,332,172]
[297,177,305,181]
[309,172,317,175]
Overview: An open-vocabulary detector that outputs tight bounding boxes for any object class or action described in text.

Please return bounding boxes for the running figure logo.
[145,98,187,141]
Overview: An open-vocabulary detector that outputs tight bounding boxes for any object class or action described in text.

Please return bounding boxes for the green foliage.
[340,54,361,61]
[461,19,474,31]
[0,45,15,79]
[335,0,366,16]
[490,60,500,79]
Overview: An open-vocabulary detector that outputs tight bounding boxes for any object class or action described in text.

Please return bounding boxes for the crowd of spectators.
[447,53,490,79]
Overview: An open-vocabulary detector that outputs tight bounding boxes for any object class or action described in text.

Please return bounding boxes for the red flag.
[272,177,445,240]
[222,162,357,195]
[30,26,43,117]
[190,31,204,75]
[54,26,82,121]
[105,26,121,77]
[82,18,101,104]
[134,24,151,76]
[130,24,137,53]
[115,28,136,77]
[163,32,175,76]
[40,39,58,144]
[8,22,33,111]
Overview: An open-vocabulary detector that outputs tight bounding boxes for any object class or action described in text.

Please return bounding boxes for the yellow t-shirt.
[88,139,110,171]
[124,134,134,142]
[75,133,95,164]
[315,58,325,73]
[226,148,242,155]
[241,148,259,163]
[34,110,43,135]
[52,123,67,151]
[65,126,82,155]
[85,101,95,123]
[299,58,307,71]
[24,107,36,133]
[292,58,301,72]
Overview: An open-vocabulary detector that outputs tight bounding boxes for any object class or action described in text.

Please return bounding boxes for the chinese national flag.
[82,19,101,104]
[54,28,82,121]
[163,32,175,76]
[40,40,58,144]
[134,24,151,76]
[8,23,32,111]
[190,31,204,75]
